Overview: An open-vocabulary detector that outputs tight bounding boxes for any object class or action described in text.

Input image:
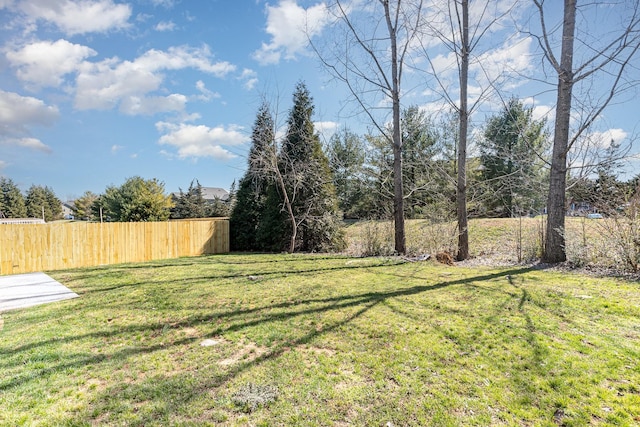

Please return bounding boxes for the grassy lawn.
[1,254,639,426]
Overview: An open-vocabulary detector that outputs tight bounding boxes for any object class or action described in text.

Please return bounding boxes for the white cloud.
[418,0,525,51]
[156,121,249,160]
[111,144,123,154]
[244,78,259,91]
[253,45,281,65]
[0,90,58,153]
[151,0,175,7]
[15,137,52,153]
[0,90,57,152]
[586,128,628,149]
[253,0,331,65]
[531,105,554,123]
[155,21,176,31]
[120,94,187,115]
[75,45,235,113]
[134,46,235,76]
[6,39,97,88]
[18,0,132,35]
[239,68,258,90]
[0,90,59,153]
[429,51,458,77]
[314,120,338,140]
[0,160,7,170]
[472,37,533,89]
[193,80,220,101]
[521,97,554,122]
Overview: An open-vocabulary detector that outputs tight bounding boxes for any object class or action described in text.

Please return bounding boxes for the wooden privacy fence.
[0,219,229,275]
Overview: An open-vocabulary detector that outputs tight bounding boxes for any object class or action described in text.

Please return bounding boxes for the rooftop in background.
[171,187,229,201]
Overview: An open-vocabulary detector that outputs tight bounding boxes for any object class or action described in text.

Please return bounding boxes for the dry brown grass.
[344,216,631,269]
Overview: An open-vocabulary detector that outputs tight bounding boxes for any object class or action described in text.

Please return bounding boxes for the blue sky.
[1,0,638,200]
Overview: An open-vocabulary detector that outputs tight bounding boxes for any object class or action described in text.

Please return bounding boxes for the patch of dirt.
[218,342,268,366]
[80,378,108,393]
[181,327,200,338]
[302,346,336,356]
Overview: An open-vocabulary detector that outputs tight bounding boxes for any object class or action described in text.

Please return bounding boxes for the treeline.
[230,84,639,254]
[230,87,550,253]
[0,179,62,221]
[0,176,231,223]
[72,178,231,222]
[327,99,550,220]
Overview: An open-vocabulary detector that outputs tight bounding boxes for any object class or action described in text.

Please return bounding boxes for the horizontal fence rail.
[0,219,229,275]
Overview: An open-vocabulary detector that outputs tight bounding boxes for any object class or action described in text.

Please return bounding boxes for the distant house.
[62,201,75,220]
[201,187,229,201]
[171,187,229,202]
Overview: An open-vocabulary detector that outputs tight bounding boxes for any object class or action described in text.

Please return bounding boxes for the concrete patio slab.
[0,272,78,312]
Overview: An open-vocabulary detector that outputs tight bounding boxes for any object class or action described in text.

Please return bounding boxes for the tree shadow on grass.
[10,261,608,423]
[1,265,542,397]
[66,258,404,297]
[67,298,385,425]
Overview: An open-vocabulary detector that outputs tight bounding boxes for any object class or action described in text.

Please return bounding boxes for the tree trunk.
[385,0,406,254]
[393,137,406,254]
[456,0,470,261]
[273,156,298,253]
[543,0,576,263]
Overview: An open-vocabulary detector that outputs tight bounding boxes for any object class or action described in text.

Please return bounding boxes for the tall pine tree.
[171,180,206,219]
[25,185,62,221]
[230,102,275,250]
[0,178,27,218]
[479,99,548,217]
[260,82,342,252]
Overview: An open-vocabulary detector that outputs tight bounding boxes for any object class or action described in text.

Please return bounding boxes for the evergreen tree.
[73,191,99,220]
[365,133,395,219]
[255,183,289,251]
[230,102,275,250]
[326,128,374,219]
[90,194,107,222]
[401,106,438,218]
[206,197,231,217]
[171,180,206,219]
[102,176,173,222]
[0,177,27,218]
[25,185,61,221]
[592,143,627,215]
[479,99,548,217]
[45,187,63,220]
[263,82,342,252]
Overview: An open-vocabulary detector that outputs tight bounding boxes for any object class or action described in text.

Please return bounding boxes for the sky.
[1,0,638,201]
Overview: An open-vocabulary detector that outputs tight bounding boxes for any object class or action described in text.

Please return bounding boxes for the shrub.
[231,383,279,413]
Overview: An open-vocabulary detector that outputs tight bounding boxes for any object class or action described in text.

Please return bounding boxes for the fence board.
[0,219,229,275]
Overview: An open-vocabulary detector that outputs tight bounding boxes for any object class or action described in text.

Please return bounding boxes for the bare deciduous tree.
[531,0,640,262]
[418,0,518,260]
[311,0,425,254]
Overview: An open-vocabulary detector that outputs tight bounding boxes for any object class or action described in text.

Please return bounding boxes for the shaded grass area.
[1,253,639,426]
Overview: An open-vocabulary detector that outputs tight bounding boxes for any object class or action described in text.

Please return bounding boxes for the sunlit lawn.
[1,254,639,426]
